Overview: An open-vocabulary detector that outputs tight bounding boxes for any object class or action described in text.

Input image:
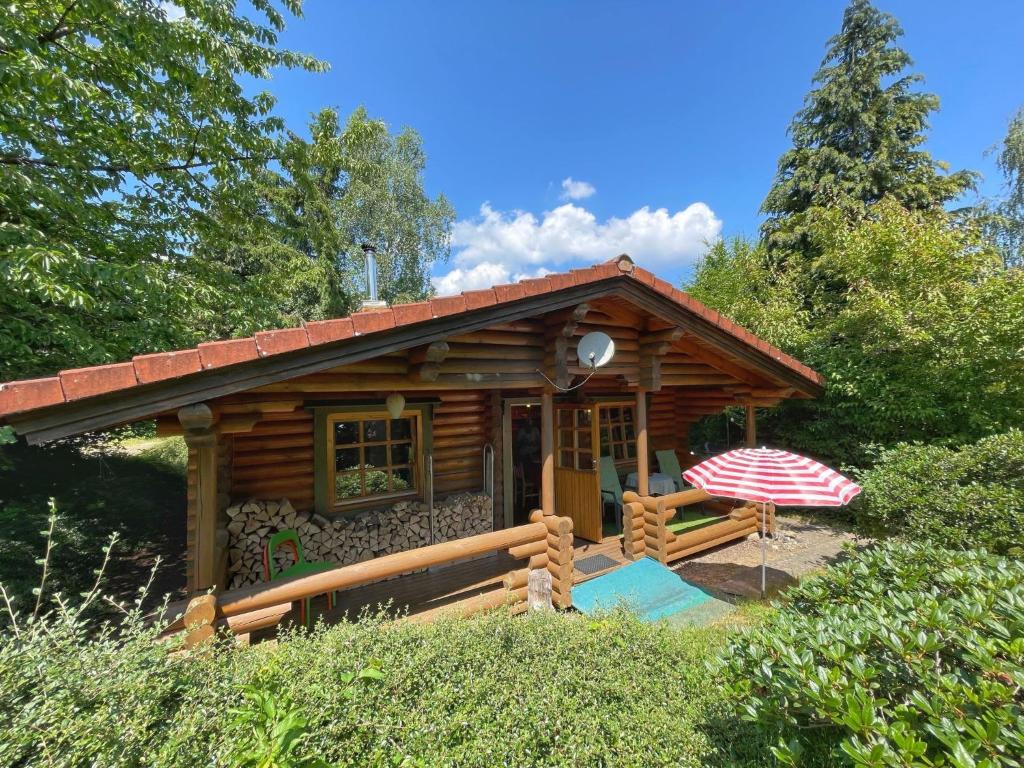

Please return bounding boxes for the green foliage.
[981,106,1024,268]
[720,542,1024,767]
[205,106,454,323]
[762,0,975,256]
[229,684,330,768]
[0,437,186,611]
[0,594,774,767]
[687,202,1024,465]
[855,430,1024,555]
[0,0,325,379]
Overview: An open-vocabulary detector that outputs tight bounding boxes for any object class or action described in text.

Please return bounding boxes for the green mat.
[666,509,725,535]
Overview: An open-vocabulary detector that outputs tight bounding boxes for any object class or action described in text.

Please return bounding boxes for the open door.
[554,403,603,542]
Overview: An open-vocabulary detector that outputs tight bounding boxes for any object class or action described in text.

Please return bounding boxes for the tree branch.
[0,153,269,176]
[37,0,81,45]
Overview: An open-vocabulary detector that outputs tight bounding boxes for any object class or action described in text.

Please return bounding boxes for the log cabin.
[0,255,822,628]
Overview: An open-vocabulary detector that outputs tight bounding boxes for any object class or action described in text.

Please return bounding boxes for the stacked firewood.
[225,494,493,589]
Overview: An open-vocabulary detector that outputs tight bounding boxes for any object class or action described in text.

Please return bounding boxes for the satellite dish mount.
[537,331,616,392]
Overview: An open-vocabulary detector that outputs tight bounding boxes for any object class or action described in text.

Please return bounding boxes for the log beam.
[544,303,590,389]
[179,403,219,593]
[638,328,684,391]
[409,341,450,382]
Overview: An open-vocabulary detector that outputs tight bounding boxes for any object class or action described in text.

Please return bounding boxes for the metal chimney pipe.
[360,243,386,309]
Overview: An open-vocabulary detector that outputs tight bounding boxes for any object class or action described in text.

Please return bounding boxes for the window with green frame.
[312,403,433,514]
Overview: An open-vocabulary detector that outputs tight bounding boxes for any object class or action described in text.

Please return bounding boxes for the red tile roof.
[0,255,823,419]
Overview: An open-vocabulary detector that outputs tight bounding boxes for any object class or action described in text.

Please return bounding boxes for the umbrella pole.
[760,501,766,598]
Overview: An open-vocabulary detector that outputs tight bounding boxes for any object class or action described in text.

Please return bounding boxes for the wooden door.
[554,403,603,542]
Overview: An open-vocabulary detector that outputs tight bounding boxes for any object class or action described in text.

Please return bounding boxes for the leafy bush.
[720,542,1024,766]
[0,595,771,767]
[686,203,1024,467]
[855,430,1024,555]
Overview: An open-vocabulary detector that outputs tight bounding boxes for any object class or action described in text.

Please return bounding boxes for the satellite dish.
[577,331,615,370]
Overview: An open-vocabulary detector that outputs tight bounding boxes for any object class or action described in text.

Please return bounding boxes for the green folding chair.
[655,449,686,492]
[263,529,336,628]
[599,456,625,527]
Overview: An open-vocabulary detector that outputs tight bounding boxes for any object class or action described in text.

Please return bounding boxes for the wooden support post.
[541,389,554,515]
[745,404,757,448]
[179,403,219,593]
[635,389,649,496]
[530,509,573,608]
[182,594,217,649]
[621,501,646,561]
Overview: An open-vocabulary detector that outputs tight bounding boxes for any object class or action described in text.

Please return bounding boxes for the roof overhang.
[4,275,823,445]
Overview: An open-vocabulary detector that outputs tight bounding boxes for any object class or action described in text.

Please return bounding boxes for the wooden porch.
[315,535,630,625]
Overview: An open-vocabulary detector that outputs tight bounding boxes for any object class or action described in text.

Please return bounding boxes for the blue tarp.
[572,557,723,623]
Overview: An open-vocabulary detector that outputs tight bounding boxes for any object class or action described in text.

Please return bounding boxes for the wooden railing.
[622,489,775,565]
[170,510,575,646]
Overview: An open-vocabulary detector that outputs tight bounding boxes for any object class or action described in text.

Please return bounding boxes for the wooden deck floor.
[309,534,630,625]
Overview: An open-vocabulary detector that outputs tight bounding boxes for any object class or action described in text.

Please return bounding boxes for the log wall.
[221,387,493,514]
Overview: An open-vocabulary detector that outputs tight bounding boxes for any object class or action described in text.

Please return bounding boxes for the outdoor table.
[625,471,677,496]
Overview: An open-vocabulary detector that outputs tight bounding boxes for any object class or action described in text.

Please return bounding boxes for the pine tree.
[761,0,976,255]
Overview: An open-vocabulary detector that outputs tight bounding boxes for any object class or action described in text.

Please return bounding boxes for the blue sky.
[257,0,1024,291]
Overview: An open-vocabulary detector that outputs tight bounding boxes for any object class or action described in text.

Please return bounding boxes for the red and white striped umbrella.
[683,448,861,597]
[682,448,861,507]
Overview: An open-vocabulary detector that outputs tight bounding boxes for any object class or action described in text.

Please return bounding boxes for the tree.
[987,106,1024,268]
[761,0,975,257]
[0,1,324,380]
[688,202,1024,466]
[207,107,454,323]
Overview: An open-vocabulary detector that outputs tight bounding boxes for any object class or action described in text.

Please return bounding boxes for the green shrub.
[719,542,1024,766]
[855,430,1024,554]
[0,601,773,767]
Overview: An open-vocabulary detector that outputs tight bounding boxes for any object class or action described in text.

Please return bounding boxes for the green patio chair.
[655,449,686,492]
[599,456,625,528]
[263,529,336,628]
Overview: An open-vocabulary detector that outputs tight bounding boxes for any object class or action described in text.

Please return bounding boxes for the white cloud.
[560,177,596,201]
[432,200,721,295]
[160,2,186,21]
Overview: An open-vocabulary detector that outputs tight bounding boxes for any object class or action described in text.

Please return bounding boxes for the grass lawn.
[0,434,189,611]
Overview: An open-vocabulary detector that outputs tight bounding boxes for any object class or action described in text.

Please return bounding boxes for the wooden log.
[503,568,529,590]
[528,553,549,570]
[624,487,713,514]
[530,509,573,536]
[666,523,759,563]
[221,602,293,635]
[215,522,548,619]
[666,516,754,554]
[508,538,547,560]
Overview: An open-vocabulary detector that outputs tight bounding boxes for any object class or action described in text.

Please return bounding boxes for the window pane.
[576,409,592,428]
[625,424,636,440]
[392,467,414,492]
[607,407,620,421]
[390,442,411,465]
[363,420,386,442]
[559,450,574,468]
[612,426,623,442]
[335,472,362,501]
[364,444,387,468]
[334,421,359,445]
[558,429,573,449]
[335,447,360,472]
[624,407,634,423]
[390,418,412,440]
[577,451,592,470]
[558,409,572,428]
[578,430,592,450]
[364,468,390,495]
[613,444,624,460]
[626,443,636,459]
